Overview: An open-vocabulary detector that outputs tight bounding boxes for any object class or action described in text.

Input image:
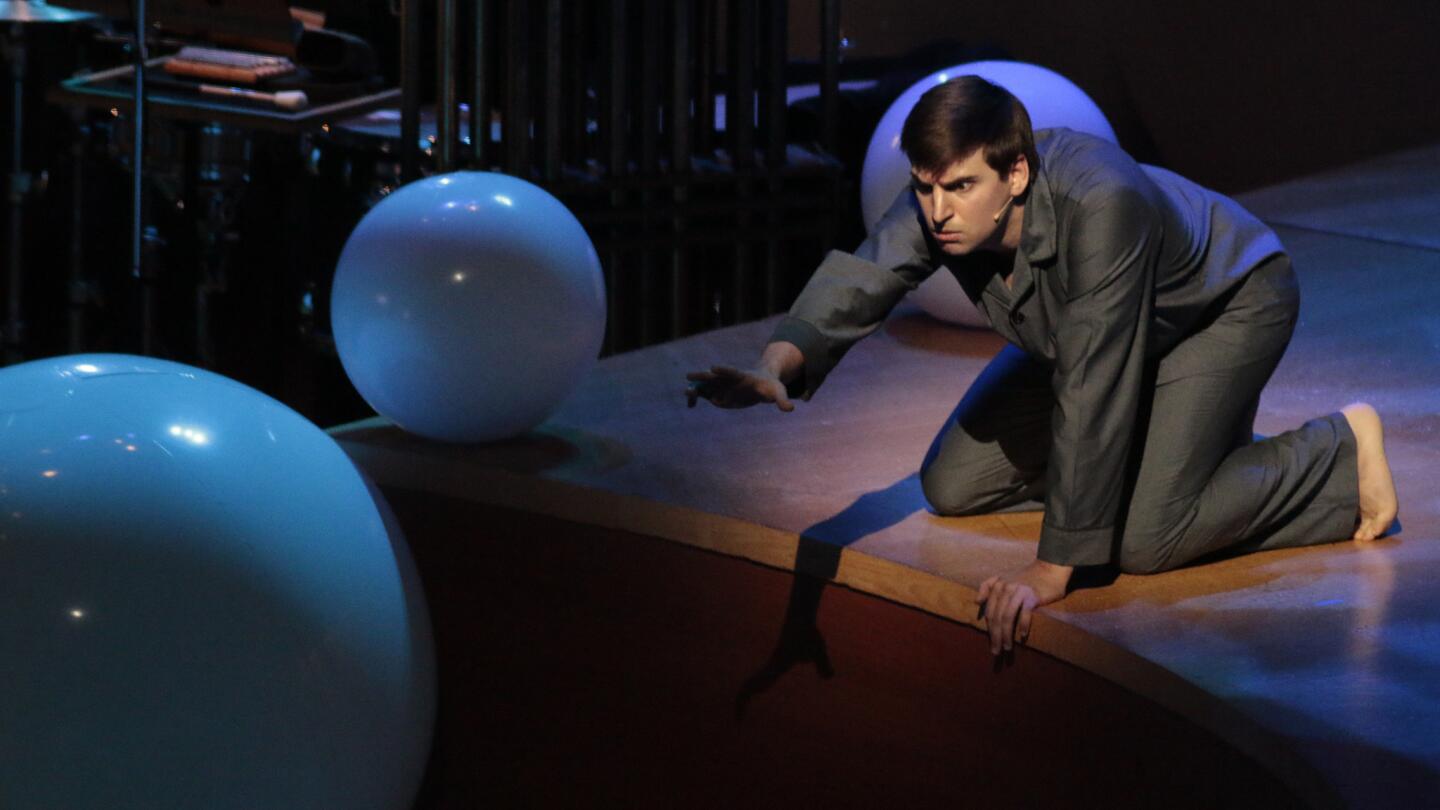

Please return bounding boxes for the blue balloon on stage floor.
[331,171,607,443]
[0,355,435,810]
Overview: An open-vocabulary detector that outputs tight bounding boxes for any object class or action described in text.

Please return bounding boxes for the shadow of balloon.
[336,422,633,477]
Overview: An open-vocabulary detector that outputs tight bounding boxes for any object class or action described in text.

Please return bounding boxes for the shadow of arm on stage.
[738,475,928,716]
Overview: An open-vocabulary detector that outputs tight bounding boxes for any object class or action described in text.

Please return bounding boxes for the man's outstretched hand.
[975,559,1073,656]
[685,365,794,412]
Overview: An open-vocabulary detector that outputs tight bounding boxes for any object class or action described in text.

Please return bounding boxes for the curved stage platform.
[334,145,1440,809]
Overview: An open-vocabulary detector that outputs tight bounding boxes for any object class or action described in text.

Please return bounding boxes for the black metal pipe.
[728,0,757,323]
[819,0,840,156]
[639,0,660,176]
[762,0,787,168]
[563,1,585,167]
[131,2,158,356]
[669,0,692,338]
[437,0,458,173]
[602,0,628,352]
[470,0,487,167]
[637,0,662,344]
[727,0,755,170]
[503,0,531,175]
[669,0,692,175]
[763,3,788,313]
[400,0,422,184]
[4,26,26,362]
[694,0,714,157]
[68,111,87,353]
[604,0,627,179]
[542,0,562,182]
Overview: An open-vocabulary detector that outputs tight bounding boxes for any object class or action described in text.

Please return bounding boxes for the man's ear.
[1008,154,1031,197]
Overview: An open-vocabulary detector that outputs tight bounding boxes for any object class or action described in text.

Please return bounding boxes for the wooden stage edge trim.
[336,435,1342,810]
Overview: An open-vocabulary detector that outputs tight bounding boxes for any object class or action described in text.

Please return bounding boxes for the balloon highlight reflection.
[0,354,435,810]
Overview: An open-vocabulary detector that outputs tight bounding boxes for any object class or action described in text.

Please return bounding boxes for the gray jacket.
[769,127,1285,566]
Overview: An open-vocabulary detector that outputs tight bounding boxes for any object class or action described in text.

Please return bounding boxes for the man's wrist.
[1032,558,1074,581]
[758,340,804,383]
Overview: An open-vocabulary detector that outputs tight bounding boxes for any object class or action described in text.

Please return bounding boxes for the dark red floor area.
[390,487,1307,809]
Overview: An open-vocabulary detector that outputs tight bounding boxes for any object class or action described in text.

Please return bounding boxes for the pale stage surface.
[335,146,1440,808]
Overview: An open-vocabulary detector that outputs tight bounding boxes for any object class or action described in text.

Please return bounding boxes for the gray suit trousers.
[918,255,1360,573]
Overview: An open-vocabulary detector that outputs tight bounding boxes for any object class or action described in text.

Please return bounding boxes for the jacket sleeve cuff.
[1036,522,1115,567]
[768,316,830,401]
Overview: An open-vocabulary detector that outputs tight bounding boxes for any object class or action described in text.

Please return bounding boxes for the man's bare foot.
[1341,403,1399,541]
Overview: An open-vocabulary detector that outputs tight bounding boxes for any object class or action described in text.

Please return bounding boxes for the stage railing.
[401,0,847,354]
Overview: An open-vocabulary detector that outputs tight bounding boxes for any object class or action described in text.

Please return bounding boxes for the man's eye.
[911,182,931,193]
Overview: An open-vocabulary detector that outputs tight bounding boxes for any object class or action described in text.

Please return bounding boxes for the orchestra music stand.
[59,0,298,355]
[62,0,297,50]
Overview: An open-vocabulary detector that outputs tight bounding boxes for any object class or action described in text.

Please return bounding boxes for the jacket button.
[1010,310,1026,325]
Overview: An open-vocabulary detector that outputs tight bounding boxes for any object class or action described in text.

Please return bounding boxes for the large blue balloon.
[0,354,435,809]
[332,171,607,443]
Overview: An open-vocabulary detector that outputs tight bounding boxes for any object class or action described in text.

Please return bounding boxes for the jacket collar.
[1018,155,1057,266]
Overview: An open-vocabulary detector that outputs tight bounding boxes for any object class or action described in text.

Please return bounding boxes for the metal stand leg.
[191,122,250,367]
[132,0,156,355]
[66,107,95,353]
[3,23,29,364]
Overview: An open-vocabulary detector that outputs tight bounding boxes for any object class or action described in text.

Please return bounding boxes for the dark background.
[4,0,1437,428]
[792,0,1440,193]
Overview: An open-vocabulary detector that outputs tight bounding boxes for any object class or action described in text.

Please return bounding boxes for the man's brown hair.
[899,76,1039,188]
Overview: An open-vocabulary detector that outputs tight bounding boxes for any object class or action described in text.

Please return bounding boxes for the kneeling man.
[685,76,1398,656]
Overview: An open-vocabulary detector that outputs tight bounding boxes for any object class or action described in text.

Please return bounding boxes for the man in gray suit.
[685,76,1397,657]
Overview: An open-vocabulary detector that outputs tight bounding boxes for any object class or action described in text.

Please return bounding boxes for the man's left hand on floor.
[976,559,1073,656]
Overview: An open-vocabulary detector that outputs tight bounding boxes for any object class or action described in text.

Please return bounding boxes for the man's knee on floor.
[919,462,991,516]
[1117,532,1180,575]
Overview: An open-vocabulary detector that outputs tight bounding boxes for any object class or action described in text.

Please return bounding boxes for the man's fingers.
[997,588,1022,653]
[1017,600,1035,645]
[1003,586,1034,652]
[988,584,1013,654]
[685,371,717,408]
[711,365,745,378]
[685,378,720,406]
[976,577,997,604]
[769,382,795,412]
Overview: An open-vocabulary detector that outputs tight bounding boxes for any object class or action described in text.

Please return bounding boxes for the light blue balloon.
[332,171,607,443]
[0,354,435,810]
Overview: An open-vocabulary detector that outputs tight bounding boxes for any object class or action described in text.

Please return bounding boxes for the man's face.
[911,148,1015,255]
